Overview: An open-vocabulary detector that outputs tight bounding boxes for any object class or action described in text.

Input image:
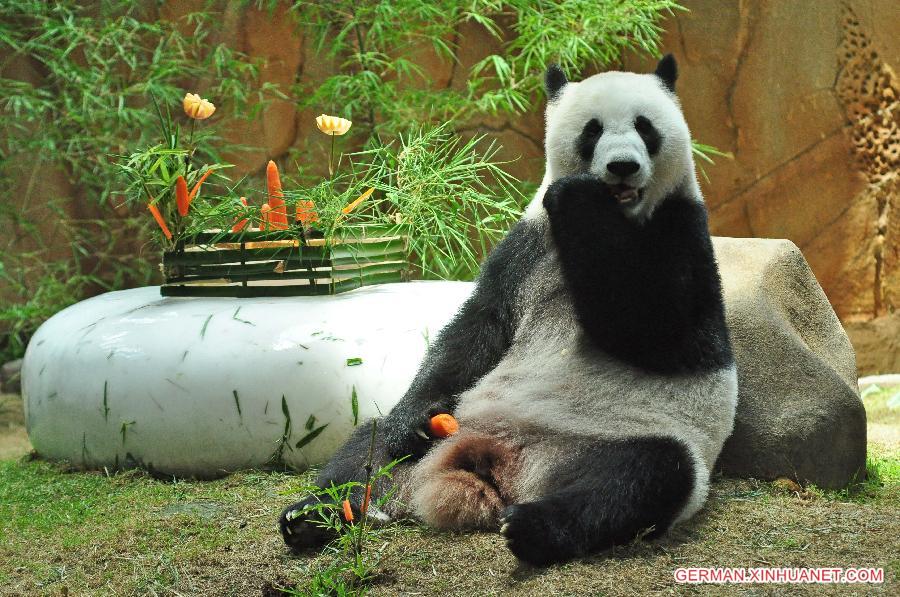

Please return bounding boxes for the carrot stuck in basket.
[188,169,213,202]
[175,171,213,218]
[428,413,459,438]
[295,199,319,224]
[175,176,190,217]
[231,197,249,232]
[266,160,289,229]
[259,203,271,231]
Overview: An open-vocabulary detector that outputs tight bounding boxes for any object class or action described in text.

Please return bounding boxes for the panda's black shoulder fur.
[544,175,732,375]
[376,217,547,460]
[414,216,546,388]
[420,215,547,389]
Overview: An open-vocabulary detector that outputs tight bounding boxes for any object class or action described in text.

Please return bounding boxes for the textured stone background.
[10,0,900,371]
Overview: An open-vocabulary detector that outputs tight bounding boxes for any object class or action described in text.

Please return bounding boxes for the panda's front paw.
[279,495,337,552]
[382,408,439,460]
[542,174,613,218]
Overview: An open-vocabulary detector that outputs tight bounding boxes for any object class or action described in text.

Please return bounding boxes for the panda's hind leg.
[500,436,698,566]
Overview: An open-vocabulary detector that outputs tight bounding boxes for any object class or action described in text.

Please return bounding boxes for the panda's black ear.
[654,54,677,92]
[545,64,568,102]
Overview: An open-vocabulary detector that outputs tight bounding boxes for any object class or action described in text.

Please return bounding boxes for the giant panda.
[279,55,738,566]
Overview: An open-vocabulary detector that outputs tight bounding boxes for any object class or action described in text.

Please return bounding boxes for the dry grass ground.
[1,389,897,596]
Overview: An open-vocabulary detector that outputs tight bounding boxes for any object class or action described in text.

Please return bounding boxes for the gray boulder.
[1,358,22,395]
[713,237,866,489]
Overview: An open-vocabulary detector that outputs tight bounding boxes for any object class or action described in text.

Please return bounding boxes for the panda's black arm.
[544,175,732,375]
[381,218,546,459]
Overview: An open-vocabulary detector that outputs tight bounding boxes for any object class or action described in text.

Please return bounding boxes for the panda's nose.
[606,160,640,177]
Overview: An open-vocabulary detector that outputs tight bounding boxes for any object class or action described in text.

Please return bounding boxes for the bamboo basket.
[160,225,409,297]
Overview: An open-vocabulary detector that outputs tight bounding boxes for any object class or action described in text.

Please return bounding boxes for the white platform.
[21,283,473,477]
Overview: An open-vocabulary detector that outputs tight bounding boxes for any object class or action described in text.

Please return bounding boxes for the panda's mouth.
[611,184,642,204]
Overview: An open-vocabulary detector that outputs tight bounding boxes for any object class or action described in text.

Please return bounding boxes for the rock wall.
[628,1,898,325]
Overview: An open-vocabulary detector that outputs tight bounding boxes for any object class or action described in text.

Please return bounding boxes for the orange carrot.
[428,413,459,439]
[361,483,372,516]
[232,197,249,232]
[341,187,375,215]
[188,169,213,202]
[295,200,319,224]
[266,160,288,228]
[259,202,271,231]
[175,176,189,217]
[147,202,172,239]
[342,499,354,522]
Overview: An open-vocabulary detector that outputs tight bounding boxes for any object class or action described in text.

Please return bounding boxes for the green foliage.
[116,91,234,249]
[358,125,524,279]
[0,0,267,361]
[866,448,900,488]
[804,447,900,504]
[281,0,705,281]
[692,140,734,182]
[289,0,684,140]
[2,456,898,594]
[122,116,524,281]
[0,0,265,203]
[469,0,685,116]
[0,251,100,363]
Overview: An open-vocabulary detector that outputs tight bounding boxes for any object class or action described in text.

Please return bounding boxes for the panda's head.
[531,55,697,222]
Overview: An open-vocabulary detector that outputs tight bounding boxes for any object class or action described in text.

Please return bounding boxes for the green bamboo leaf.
[295,424,328,449]
[200,314,213,339]
[102,380,110,422]
[232,390,242,418]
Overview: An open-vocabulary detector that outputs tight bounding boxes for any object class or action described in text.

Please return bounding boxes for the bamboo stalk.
[160,270,405,297]
[165,261,406,284]
[189,225,399,244]
[163,243,405,266]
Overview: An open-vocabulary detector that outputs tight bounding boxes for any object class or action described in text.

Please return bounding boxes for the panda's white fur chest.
[451,216,738,516]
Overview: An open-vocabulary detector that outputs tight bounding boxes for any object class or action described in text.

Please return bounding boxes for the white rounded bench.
[22,283,473,477]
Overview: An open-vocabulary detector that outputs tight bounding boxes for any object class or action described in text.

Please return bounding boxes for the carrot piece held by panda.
[428,413,459,438]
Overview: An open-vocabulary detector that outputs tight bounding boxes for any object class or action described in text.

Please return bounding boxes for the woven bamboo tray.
[160,226,409,297]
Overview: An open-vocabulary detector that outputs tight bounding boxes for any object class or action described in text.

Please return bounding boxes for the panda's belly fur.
[405,249,738,527]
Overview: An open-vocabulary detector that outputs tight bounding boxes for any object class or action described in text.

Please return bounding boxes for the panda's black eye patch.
[577,118,603,161]
[634,116,661,155]
[583,119,603,137]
